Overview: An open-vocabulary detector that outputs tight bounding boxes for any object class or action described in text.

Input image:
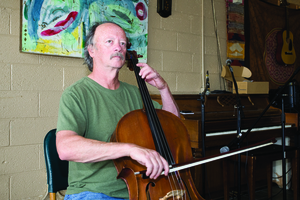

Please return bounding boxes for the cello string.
[137,78,186,199]
[174,171,187,200]
[132,57,174,163]
[129,54,173,162]
[167,175,176,200]
[132,59,165,154]
[142,95,186,198]
[139,75,174,163]
[170,172,186,200]
[170,171,184,200]
[131,56,186,198]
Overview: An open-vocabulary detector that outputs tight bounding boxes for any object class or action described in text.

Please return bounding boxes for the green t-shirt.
[56,77,162,198]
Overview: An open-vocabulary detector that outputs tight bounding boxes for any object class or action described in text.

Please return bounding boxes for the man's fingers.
[129,146,170,179]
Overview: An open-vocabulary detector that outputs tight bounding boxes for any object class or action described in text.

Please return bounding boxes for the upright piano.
[151,93,299,198]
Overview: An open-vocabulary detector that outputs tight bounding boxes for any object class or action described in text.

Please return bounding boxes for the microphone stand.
[281,94,287,199]
[199,85,208,198]
[225,65,300,200]
[226,60,245,200]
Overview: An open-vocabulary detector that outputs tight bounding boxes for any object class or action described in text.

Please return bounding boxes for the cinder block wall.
[0,0,226,199]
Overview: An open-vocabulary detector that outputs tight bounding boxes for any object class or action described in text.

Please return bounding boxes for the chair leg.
[248,156,255,200]
[292,149,299,200]
[267,161,273,199]
[223,159,229,200]
[50,192,56,200]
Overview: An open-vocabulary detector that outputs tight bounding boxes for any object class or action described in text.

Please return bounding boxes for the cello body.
[111,109,204,200]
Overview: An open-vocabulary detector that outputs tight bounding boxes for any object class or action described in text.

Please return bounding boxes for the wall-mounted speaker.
[157,0,172,18]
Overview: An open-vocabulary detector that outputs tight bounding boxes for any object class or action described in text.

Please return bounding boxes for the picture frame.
[21,0,148,61]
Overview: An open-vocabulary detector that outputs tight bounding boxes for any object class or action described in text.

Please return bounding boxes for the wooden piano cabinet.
[286,112,300,147]
[286,113,299,128]
[151,94,299,199]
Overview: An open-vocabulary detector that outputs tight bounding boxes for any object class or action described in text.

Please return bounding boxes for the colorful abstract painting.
[21,0,148,60]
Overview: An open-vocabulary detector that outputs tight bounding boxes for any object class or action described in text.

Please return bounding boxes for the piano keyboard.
[206,125,292,137]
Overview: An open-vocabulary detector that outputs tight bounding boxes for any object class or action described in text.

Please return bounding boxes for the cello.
[110,50,204,200]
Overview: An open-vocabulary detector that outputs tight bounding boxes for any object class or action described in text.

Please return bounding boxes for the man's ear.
[87,45,95,57]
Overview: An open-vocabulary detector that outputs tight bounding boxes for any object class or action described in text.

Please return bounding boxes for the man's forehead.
[96,23,126,39]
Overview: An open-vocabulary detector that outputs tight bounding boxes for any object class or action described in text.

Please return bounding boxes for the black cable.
[272,167,292,179]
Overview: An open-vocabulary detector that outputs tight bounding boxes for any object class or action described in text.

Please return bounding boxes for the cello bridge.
[159,190,185,200]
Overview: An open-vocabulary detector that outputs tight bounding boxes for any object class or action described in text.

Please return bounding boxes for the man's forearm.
[56,130,134,163]
[159,84,180,117]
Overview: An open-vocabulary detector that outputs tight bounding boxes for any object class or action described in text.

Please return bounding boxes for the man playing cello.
[56,21,180,200]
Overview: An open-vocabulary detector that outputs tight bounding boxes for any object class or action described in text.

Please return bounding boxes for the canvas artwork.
[21,0,148,60]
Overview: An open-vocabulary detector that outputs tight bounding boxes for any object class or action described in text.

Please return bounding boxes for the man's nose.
[114,42,122,52]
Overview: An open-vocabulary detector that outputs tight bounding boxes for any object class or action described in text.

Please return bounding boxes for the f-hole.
[145,181,156,200]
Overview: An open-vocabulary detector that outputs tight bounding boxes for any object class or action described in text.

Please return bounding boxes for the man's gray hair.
[83,21,124,72]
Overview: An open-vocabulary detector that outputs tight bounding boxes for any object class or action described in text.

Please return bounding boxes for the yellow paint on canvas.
[34,26,82,56]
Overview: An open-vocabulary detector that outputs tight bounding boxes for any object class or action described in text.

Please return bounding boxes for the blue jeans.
[64,191,129,200]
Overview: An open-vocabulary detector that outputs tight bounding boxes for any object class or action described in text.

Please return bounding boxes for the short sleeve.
[56,91,86,136]
[152,99,163,109]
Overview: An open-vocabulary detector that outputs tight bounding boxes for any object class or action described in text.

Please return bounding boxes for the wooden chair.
[44,129,69,200]
[223,144,299,200]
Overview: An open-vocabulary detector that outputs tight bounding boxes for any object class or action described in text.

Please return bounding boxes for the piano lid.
[151,93,281,121]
